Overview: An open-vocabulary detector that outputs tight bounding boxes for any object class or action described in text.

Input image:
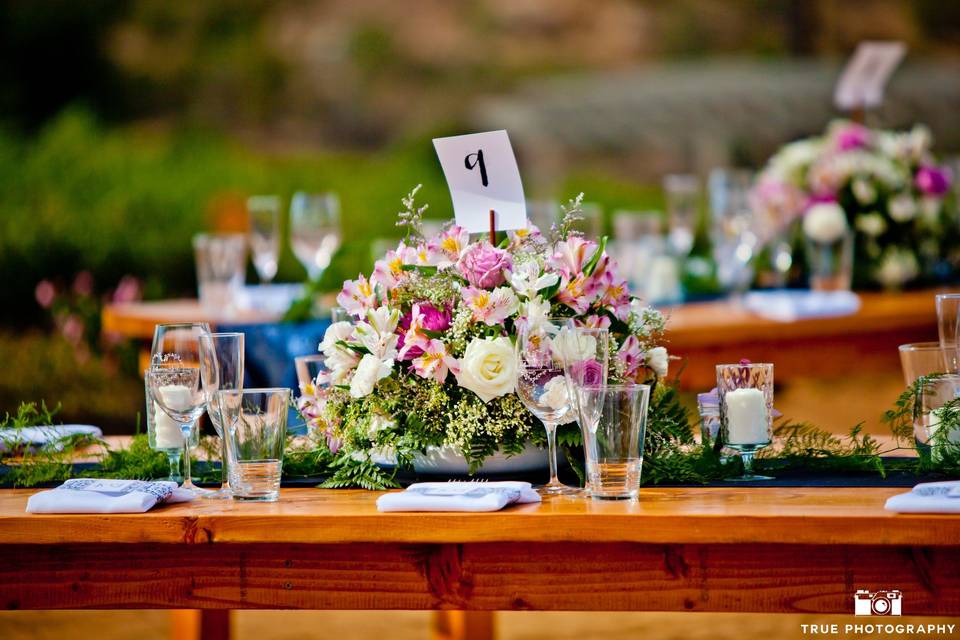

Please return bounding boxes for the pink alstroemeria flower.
[337,274,378,317]
[462,287,519,326]
[431,225,470,266]
[616,335,644,381]
[411,339,459,384]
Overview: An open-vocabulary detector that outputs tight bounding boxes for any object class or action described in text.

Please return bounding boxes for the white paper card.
[433,130,526,233]
[834,41,906,110]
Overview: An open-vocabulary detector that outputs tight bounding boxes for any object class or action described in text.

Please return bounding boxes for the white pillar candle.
[927,407,960,463]
[152,385,192,449]
[725,388,769,445]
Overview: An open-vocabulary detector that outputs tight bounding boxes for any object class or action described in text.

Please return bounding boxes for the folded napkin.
[26,478,195,514]
[0,424,102,452]
[376,481,541,512]
[743,290,861,323]
[884,480,960,514]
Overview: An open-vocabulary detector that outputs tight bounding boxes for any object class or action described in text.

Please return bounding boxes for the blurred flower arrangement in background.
[751,119,959,289]
[297,188,671,488]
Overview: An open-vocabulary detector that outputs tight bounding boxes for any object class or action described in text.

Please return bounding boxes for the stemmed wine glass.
[148,322,210,495]
[199,332,245,499]
[290,191,341,281]
[558,324,610,493]
[516,319,579,496]
[247,195,281,284]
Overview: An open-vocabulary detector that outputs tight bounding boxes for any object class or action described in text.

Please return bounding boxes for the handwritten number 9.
[464,149,489,187]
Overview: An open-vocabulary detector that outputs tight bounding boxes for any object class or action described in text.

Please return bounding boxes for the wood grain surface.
[1,487,958,546]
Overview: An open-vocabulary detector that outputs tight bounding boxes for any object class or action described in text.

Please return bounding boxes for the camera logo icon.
[854,589,902,616]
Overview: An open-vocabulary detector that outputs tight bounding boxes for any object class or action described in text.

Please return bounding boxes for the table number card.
[834,41,906,111]
[432,130,527,234]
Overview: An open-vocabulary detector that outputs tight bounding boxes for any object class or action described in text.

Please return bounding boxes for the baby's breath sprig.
[551,192,585,242]
[396,184,429,243]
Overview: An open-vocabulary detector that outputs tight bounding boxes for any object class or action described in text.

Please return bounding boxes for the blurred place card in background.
[834,41,906,111]
[433,130,526,233]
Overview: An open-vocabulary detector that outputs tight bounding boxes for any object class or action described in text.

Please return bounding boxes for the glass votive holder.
[218,388,290,502]
[583,384,650,501]
[805,228,853,292]
[716,362,774,481]
[913,374,960,464]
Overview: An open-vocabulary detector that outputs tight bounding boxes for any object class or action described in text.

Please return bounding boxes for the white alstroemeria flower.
[521,296,551,331]
[354,306,401,360]
[319,321,360,383]
[349,354,393,398]
[509,260,559,298]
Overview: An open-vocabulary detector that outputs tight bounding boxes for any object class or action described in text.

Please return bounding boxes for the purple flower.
[570,359,604,386]
[458,243,512,289]
[915,165,952,197]
[834,123,870,151]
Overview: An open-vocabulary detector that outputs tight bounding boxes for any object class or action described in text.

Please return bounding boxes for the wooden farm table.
[1,487,958,639]
[103,289,946,387]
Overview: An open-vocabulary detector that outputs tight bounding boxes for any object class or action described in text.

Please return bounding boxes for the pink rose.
[458,243,512,289]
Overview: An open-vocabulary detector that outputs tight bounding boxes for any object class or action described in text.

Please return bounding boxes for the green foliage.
[89,434,169,481]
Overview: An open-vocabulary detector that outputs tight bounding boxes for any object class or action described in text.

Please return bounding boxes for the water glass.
[913,374,960,463]
[663,174,699,257]
[717,362,774,481]
[899,342,951,386]
[219,388,291,502]
[935,293,960,373]
[193,233,247,316]
[247,195,281,284]
[290,191,341,281]
[805,228,853,291]
[583,384,650,500]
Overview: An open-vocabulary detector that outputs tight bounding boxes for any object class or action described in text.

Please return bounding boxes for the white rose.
[854,213,887,238]
[802,203,848,244]
[851,178,876,205]
[550,327,597,365]
[646,346,669,378]
[539,376,569,411]
[349,354,393,399]
[888,194,917,223]
[455,336,517,402]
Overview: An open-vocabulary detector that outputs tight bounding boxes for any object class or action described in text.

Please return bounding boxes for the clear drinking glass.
[584,384,650,500]
[899,342,951,386]
[663,174,699,258]
[192,233,247,316]
[150,323,211,494]
[218,388,291,502]
[558,324,610,494]
[247,195,281,284]
[717,362,774,481]
[805,229,854,291]
[913,374,960,464]
[709,168,757,296]
[199,332,245,499]
[515,319,579,496]
[935,293,960,373]
[290,191,341,281]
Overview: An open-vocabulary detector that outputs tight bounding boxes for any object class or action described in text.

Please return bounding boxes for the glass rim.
[715,362,773,369]
[200,332,245,338]
[154,322,210,330]
[916,373,960,383]
[578,383,650,392]
[935,293,960,300]
[216,387,291,395]
[898,342,947,352]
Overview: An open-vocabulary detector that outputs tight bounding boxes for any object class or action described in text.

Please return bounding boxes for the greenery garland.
[2,373,959,488]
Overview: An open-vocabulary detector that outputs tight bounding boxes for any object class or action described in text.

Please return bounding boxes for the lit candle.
[153,385,191,449]
[725,388,769,445]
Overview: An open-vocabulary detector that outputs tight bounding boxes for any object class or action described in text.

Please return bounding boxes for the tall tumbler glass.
[805,228,853,291]
[935,293,960,373]
[199,332,245,499]
[584,384,650,500]
[899,342,951,386]
[193,233,247,316]
[717,362,774,481]
[913,374,960,464]
[219,388,290,502]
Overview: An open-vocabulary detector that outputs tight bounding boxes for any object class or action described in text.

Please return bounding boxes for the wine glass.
[662,174,699,258]
[149,323,210,495]
[709,169,757,297]
[557,324,610,494]
[199,332,245,499]
[247,195,281,284]
[516,319,579,496]
[290,191,341,281]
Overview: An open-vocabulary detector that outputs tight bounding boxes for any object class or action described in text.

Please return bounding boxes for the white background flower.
[455,336,517,402]
[888,194,918,223]
[646,346,669,377]
[802,203,848,244]
[539,376,569,411]
[550,327,597,364]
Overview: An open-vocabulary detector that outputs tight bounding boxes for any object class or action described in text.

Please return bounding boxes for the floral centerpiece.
[297,187,669,488]
[751,119,957,289]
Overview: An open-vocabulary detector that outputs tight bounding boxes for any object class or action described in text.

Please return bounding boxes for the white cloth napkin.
[376,481,541,512]
[884,480,960,514]
[26,479,195,514]
[742,290,861,323]
[0,425,102,452]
